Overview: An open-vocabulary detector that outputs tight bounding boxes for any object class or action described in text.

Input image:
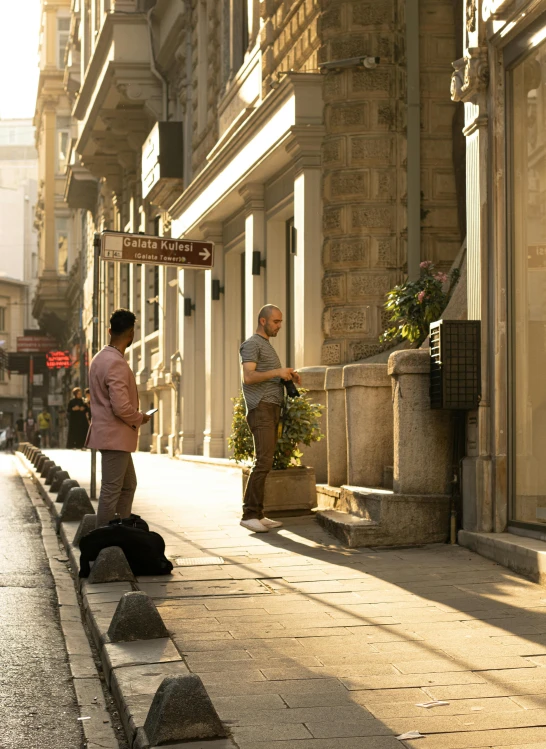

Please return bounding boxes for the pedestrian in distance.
[37,406,52,448]
[66,387,89,449]
[86,308,151,527]
[239,304,301,533]
[15,414,24,446]
[84,388,91,423]
[25,410,36,444]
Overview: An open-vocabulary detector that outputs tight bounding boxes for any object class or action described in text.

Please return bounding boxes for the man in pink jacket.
[86,309,151,526]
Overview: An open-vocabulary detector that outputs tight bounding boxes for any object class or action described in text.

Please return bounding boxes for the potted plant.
[229,390,324,514]
[380,260,460,346]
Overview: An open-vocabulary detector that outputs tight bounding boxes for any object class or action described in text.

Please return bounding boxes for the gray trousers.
[96,450,137,527]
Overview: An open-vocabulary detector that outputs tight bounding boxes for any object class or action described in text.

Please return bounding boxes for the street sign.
[17,336,58,353]
[100,231,214,268]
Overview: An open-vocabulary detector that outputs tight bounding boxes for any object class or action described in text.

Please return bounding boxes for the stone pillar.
[43,105,57,272]
[325,366,347,488]
[389,350,452,495]
[202,223,226,458]
[298,367,327,484]
[240,184,265,338]
[344,363,392,489]
[287,137,324,369]
[179,269,196,454]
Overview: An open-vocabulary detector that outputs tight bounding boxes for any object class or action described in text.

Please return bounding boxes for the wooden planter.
[242,466,317,515]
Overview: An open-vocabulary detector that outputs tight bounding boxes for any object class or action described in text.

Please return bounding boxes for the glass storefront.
[511,36,546,524]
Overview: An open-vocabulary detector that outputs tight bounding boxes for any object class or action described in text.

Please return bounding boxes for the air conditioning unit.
[430,320,481,410]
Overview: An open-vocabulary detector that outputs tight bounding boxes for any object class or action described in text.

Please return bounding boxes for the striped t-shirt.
[239,334,284,412]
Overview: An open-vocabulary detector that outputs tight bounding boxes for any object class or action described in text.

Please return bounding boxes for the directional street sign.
[100,231,214,269]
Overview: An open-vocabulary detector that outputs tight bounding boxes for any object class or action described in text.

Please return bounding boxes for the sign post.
[89,230,214,500]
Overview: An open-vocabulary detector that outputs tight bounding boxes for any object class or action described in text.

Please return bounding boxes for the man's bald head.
[257,305,281,326]
[256,305,283,338]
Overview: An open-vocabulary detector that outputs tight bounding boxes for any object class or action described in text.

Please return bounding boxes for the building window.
[510,37,546,526]
[56,218,69,275]
[57,129,70,173]
[57,17,70,69]
[0,307,5,332]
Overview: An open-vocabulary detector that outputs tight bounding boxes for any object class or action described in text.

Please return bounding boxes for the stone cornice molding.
[286,126,325,174]
[239,183,265,214]
[199,221,223,243]
[451,47,489,104]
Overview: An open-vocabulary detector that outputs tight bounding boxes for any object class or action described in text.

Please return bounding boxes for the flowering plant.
[229,390,324,470]
[380,261,460,345]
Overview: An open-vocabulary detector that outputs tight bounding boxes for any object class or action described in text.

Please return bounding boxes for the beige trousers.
[96,450,137,527]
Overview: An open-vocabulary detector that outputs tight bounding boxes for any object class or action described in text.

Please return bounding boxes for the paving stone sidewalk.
[48,450,546,749]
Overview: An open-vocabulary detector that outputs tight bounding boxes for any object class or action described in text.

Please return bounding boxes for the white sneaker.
[240,518,269,533]
[261,517,283,529]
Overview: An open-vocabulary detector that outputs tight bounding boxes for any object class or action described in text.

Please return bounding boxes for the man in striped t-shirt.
[239,304,300,533]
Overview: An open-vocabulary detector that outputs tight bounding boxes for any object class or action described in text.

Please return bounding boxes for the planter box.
[242,466,317,514]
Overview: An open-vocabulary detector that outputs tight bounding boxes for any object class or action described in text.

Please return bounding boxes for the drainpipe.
[183,0,193,187]
[146,7,169,120]
[406,0,421,280]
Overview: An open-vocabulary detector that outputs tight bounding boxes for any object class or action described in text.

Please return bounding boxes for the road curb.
[13,455,120,749]
[16,451,235,749]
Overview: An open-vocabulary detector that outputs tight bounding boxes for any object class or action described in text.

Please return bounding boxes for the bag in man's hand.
[79,522,173,578]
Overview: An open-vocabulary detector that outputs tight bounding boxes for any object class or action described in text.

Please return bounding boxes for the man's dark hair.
[110,308,136,336]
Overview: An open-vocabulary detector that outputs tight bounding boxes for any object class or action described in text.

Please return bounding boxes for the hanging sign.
[46,351,71,369]
[100,231,214,268]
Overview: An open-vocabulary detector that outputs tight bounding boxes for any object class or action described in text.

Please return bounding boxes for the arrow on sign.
[199,247,211,261]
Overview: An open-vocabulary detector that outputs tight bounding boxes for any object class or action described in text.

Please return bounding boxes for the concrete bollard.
[32,451,44,466]
[325,366,347,488]
[46,465,63,486]
[108,592,168,642]
[73,514,97,546]
[87,547,135,584]
[298,366,328,484]
[57,487,95,526]
[56,478,80,504]
[40,460,55,478]
[138,674,226,747]
[50,470,70,493]
[388,349,453,495]
[36,455,48,473]
[344,363,393,489]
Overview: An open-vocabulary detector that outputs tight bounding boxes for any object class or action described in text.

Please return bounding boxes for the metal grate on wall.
[430,320,481,410]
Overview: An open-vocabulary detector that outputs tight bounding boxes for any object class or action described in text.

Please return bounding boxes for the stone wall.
[319,0,460,366]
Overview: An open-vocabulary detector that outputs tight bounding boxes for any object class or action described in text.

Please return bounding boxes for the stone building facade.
[37,0,461,459]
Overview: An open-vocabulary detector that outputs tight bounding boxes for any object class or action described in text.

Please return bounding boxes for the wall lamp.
[252,251,266,276]
[211,279,225,301]
[319,56,380,74]
[146,296,159,304]
[184,298,195,317]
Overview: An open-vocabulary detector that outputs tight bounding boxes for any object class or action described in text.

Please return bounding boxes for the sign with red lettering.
[46,351,71,369]
[100,231,214,268]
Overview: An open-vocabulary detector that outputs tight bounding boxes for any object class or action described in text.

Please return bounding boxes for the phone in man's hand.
[145,408,158,416]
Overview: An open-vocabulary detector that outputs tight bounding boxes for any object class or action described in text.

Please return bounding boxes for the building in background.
[0,118,39,426]
[47,0,462,460]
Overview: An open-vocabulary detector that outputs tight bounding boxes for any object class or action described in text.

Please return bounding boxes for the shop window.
[57,16,70,69]
[510,32,546,526]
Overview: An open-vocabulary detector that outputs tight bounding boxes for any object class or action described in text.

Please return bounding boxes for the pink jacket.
[85,346,144,452]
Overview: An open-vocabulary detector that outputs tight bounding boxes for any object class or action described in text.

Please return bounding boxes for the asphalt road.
[0,453,83,749]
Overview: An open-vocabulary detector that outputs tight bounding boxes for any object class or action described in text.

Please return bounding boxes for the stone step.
[315,509,380,548]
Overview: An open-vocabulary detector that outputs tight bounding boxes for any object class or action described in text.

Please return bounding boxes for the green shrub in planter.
[229,390,324,470]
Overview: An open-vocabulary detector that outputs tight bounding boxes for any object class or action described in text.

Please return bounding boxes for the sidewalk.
[48,450,546,748]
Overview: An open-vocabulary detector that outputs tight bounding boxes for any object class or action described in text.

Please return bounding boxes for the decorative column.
[240,184,265,338]
[178,268,196,454]
[451,26,494,530]
[287,133,324,369]
[325,366,347,488]
[201,222,226,458]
